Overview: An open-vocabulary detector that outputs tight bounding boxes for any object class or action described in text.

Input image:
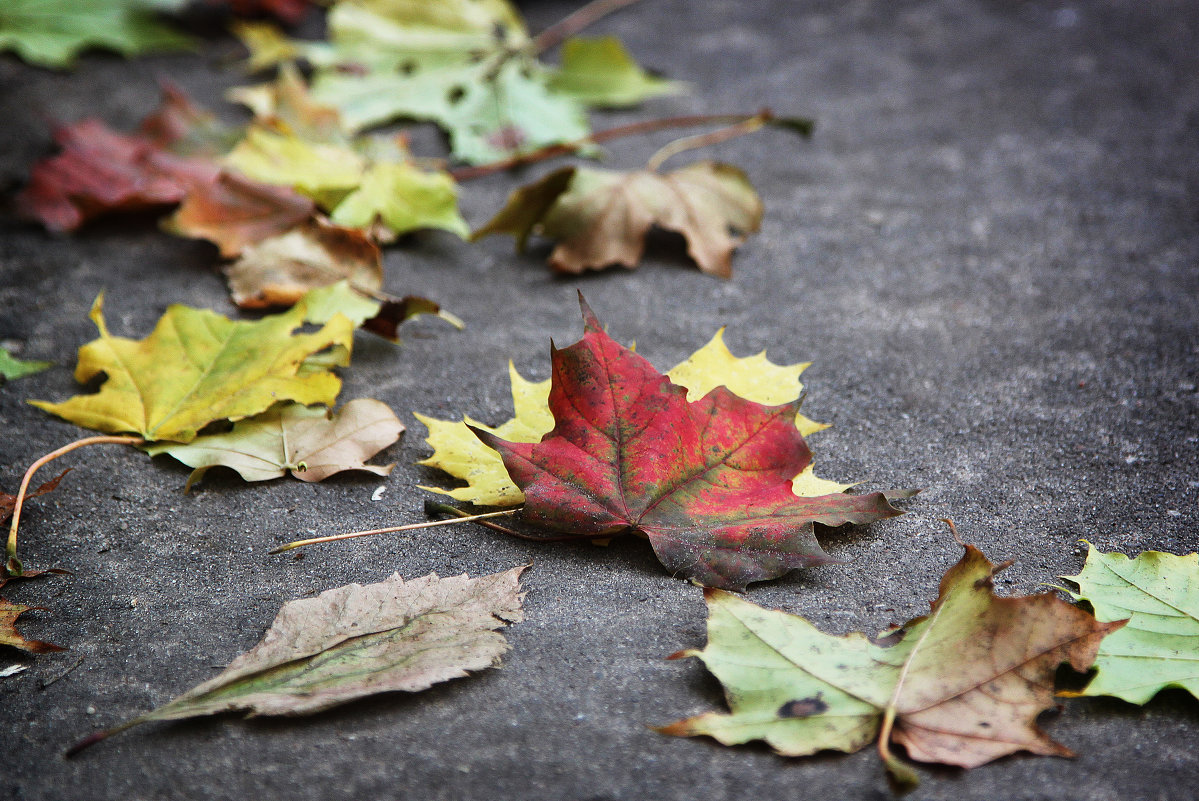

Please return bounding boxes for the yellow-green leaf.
[30,293,353,443]
[226,127,365,208]
[549,36,685,107]
[331,161,469,239]
[417,329,849,506]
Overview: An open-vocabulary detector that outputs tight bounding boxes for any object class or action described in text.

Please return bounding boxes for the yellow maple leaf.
[30,293,353,443]
[417,329,849,506]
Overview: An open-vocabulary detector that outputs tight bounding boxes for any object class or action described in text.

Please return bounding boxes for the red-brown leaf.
[473,298,905,590]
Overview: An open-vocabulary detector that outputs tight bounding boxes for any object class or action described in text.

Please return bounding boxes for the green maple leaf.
[0,0,193,70]
[1061,543,1199,704]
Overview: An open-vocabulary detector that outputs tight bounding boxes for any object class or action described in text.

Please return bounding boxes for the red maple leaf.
[473,298,907,591]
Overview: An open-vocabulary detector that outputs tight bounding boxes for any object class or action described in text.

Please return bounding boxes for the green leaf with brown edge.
[145,398,404,489]
[1,598,64,654]
[30,291,354,444]
[68,566,526,755]
[1061,543,1199,704]
[473,161,762,277]
[471,297,905,591]
[659,542,1124,791]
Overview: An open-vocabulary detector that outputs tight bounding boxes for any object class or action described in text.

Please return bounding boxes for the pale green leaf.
[549,36,684,107]
[1062,544,1199,704]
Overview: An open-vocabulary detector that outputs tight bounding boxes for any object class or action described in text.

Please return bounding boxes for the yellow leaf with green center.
[30,292,353,443]
[331,161,469,239]
[226,127,365,209]
[417,329,849,506]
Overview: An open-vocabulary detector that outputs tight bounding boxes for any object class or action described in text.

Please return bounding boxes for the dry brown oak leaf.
[472,298,905,591]
[473,161,762,277]
[660,543,1125,790]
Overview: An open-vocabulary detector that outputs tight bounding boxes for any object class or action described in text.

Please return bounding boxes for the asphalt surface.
[1,1,1197,799]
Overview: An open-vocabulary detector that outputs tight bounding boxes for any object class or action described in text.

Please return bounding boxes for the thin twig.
[424,501,619,543]
[6,435,144,576]
[269,509,520,554]
[645,111,772,171]
[529,0,646,54]
[39,655,85,690]
[450,112,775,181]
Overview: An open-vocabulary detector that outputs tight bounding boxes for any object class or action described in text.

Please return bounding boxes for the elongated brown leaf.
[69,566,525,754]
[165,171,316,258]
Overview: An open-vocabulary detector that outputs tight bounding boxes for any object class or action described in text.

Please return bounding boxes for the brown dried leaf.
[223,218,382,308]
[165,171,316,258]
[0,599,64,654]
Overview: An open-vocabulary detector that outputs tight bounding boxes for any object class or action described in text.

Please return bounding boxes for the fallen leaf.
[17,87,227,232]
[473,161,762,277]
[225,127,468,239]
[69,566,525,753]
[226,62,341,140]
[330,161,469,238]
[659,543,1124,790]
[0,346,51,382]
[548,36,685,107]
[209,0,312,26]
[165,171,316,258]
[470,298,904,590]
[0,0,193,70]
[418,329,842,507]
[30,291,353,443]
[296,280,458,344]
[230,20,302,72]
[1,599,64,654]
[1061,544,1199,703]
[224,219,382,308]
[145,398,404,488]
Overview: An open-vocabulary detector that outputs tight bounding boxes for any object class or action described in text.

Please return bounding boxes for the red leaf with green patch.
[472,297,907,591]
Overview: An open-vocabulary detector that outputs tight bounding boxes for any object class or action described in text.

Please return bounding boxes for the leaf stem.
[529,0,646,55]
[645,111,771,171]
[449,111,783,181]
[6,435,144,576]
[268,509,520,554]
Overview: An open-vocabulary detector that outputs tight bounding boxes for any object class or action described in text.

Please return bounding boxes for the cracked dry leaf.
[0,598,64,654]
[1062,544,1199,704]
[473,161,762,277]
[418,329,842,508]
[145,398,404,489]
[70,566,525,753]
[224,219,382,308]
[659,543,1124,790]
[30,291,353,443]
[468,298,904,591]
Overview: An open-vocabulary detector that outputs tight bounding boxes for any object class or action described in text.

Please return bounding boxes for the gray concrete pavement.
[1,1,1197,799]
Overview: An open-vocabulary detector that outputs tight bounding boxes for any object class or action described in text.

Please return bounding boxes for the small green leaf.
[549,36,685,107]
[0,347,51,383]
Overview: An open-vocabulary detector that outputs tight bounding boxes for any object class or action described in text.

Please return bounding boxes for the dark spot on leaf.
[487,125,527,152]
[447,86,466,105]
[399,60,417,76]
[777,696,827,718]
